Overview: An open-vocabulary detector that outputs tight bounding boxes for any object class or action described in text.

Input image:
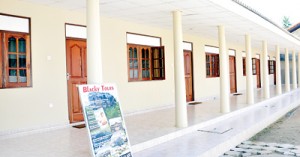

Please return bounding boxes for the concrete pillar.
[292,50,297,89]
[218,25,230,113]
[298,53,300,88]
[245,34,254,104]
[285,48,290,92]
[173,10,188,128]
[87,0,103,84]
[275,45,282,94]
[262,41,270,98]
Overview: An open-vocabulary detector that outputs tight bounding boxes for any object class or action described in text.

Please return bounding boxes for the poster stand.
[78,83,132,157]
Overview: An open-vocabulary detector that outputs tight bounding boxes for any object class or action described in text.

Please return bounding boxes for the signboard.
[78,84,132,157]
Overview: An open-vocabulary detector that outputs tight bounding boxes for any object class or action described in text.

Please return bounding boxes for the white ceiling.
[18,0,300,52]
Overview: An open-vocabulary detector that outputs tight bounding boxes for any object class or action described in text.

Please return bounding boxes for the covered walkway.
[0,86,299,157]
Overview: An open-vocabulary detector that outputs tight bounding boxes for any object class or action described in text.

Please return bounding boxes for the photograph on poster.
[78,84,132,157]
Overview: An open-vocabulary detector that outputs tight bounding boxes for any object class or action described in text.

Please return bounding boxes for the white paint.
[298,52,300,88]
[49,103,53,108]
[47,56,52,61]
[210,0,300,50]
[183,42,192,51]
[292,50,297,89]
[87,0,103,84]
[218,25,230,113]
[275,45,282,94]
[127,33,160,47]
[285,48,290,92]
[205,46,219,54]
[245,34,254,104]
[0,15,29,33]
[204,45,234,56]
[173,11,188,128]
[228,49,235,56]
[262,41,270,98]
[1,0,297,134]
[66,24,86,39]
[242,52,246,57]
[256,54,260,59]
[239,0,300,26]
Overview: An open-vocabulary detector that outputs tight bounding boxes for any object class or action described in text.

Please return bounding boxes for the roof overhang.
[19,0,300,53]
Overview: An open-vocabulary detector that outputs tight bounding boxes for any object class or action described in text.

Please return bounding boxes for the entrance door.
[274,61,276,85]
[229,56,237,93]
[256,59,261,88]
[184,51,193,102]
[66,39,87,123]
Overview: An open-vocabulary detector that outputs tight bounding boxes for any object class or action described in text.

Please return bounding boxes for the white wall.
[0,0,84,132]
[0,0,280,132]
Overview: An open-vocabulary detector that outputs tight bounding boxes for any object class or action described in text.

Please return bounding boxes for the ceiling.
[18,0,300,53]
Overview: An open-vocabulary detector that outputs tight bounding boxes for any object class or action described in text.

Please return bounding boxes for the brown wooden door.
[184,51,193,102]
[66,39,87,123]
[229,56,237,93]
[256,59,261,88]
[274,61,276,85]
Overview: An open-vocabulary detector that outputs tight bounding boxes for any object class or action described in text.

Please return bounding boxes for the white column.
[173,11,188,128]
[218,25,230,113]
[292,50,297,89]
[245,34,254,104]
[275,45,282,94]
[298,53,300,88]
[262,41,270,98]
[87,0,103,84]
[285,48,290,92]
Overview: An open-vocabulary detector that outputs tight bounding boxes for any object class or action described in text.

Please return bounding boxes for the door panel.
[256,59,261,88]
[0,33,2,87]
[184,51,193,102]
[274,61,276,85]
[70,45,82,77]
[229,56,237,93]
[66,39,87,123]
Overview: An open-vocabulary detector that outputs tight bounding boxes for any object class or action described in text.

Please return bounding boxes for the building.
[0,0,300,142]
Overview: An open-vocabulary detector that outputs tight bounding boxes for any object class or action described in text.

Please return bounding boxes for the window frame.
[2,31,31,88]
[151,46,165,80]
[127,44,165,82]
[0,13,31,89]
[268,60,275,74]
[252,58,257,75]
[206,53,220,77]
[126,32,161,46]
[242,57,246,76]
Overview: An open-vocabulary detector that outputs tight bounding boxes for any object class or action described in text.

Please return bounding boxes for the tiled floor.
[0,86,299,157]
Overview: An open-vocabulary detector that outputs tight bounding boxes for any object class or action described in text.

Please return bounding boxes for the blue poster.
[78,84,132,157]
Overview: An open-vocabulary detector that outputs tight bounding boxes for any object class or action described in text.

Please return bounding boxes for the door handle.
[67,73,71,80]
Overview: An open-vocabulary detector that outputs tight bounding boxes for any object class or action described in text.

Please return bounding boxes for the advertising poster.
[78,84,132,157]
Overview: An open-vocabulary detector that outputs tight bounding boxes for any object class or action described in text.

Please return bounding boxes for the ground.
[221,107,300,157]
[251,107,300,145]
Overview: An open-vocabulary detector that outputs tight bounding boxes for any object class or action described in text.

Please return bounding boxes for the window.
[206,53,219,77]
[268,60,274,74]
[1,32,31,88]
[127,33,165,81]
[252,58,257,75]
[0,14,31,88]
[242,57,246,76]
[127,44,165,81]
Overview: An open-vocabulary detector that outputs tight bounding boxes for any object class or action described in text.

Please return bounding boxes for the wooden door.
[184,51,193,102]
[256,59,261,88]
[0,33,2,88]
[66,39,87,123]
[229,56,237,93]
[274,61,276,85]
